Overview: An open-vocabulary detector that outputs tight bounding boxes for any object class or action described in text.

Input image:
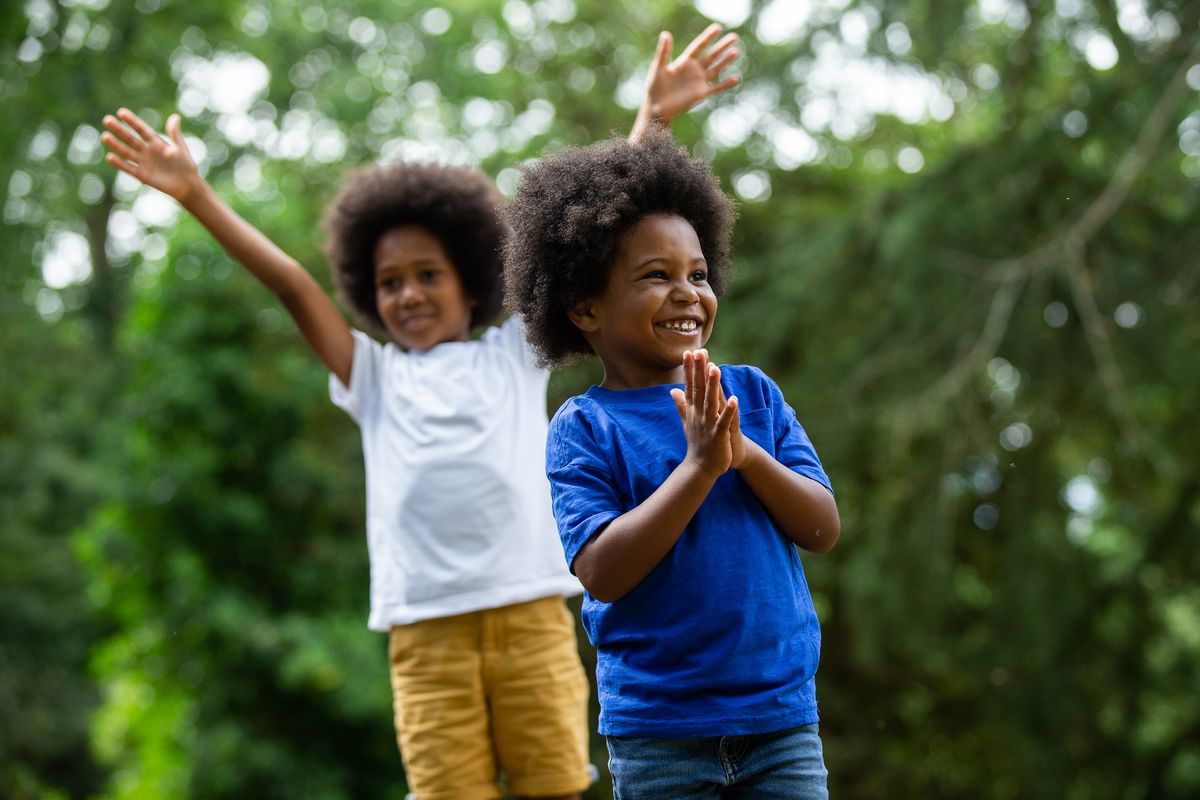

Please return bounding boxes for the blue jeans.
[606,724,828,799]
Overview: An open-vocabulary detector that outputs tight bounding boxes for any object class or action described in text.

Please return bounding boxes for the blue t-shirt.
[547,364,832,738]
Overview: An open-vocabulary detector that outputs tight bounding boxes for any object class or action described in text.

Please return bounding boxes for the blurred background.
[2,0,1198,797]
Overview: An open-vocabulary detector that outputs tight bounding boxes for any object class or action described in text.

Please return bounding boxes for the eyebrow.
[376,258,441,273]
[630,255,707,272]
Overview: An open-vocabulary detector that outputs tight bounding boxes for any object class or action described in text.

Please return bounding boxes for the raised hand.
[671,349,740,479]
[634,23,741,138]
[101,108,200,202]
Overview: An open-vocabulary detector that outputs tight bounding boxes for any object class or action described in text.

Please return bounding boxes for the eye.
[378,277,399,290]
[640,269,668,281]
[690,269,708,282]
[419,268,440,282]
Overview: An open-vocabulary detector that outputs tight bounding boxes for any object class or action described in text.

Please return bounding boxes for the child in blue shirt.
[503,129,842,798]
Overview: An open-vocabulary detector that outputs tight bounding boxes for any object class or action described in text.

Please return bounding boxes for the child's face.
[571,213,716,389]
[373,226,475,351]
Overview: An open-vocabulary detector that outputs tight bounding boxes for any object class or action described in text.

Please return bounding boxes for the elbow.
[274,261,317,301]
[812,512,841,554]
[798,509,841,554]
[808,525,839,554]
[575,570,622,604]
[585,582,624,599]
[573,556,624,604]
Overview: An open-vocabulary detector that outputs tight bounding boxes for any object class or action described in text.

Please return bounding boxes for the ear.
[567,298,600,333]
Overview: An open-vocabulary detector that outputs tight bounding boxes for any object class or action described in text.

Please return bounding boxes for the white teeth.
[662,320,699,332]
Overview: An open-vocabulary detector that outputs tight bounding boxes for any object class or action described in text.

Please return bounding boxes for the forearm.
[179,178,312,295]
[630,103,671,142]
[737,439,840,553]
[573,460,716,602]
[178,177,354,382]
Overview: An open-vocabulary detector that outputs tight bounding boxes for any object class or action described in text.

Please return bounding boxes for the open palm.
[645,24,741,122]
[101,108,199,201]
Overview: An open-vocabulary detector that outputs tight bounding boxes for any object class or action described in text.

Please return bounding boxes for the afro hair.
[322,161,506,335]
[503,128,735,366]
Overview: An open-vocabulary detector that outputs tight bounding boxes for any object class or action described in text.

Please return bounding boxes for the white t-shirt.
[330,316,580,630]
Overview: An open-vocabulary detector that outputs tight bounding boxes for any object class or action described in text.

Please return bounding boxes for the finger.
[105,152,139,178]
[691,348,708,405]
[680,350,692,406]
[707,48,740,78]
[701,32,740,68]
[709,364,728,411]
[166,113,186,148]
[679,23,723,62]
[102,114,145,151]
[704,363,722,424]
[717,395,739,433]
[686,350,700,408]
[652,31,673,73]
[118,107,160,144]
[692,351,709,412]
[670,388,687,423]
[100,131,140,163]
[703,74,741,99]
[714,375,728,407]
[694,348,710,393]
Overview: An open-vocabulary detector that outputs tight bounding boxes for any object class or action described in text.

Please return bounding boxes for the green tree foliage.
[2,0,1198,798]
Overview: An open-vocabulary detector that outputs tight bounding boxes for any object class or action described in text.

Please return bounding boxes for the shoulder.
[720,364,780,409]
[350,327,387,354]
[547,395,608,457]
[479,314,518,343]
[481,314,545,372]
[330,330,397,421]
[549,394,601,433]
[345,328,400,378]
[349,329,412,370]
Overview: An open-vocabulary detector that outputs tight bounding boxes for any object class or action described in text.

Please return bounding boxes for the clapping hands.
[671,349,746,479]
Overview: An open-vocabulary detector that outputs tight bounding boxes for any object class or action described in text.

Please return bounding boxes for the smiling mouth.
[658,319,702,333]
[399,314,435,328]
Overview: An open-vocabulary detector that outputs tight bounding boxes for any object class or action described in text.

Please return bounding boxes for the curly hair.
[321,161,506,334]
[503,128,735,366]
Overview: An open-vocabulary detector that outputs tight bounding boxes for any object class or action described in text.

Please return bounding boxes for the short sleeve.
[490,314,544,373]
[329,329,386,424]
[546,404,625,571]
[761,371,834,494]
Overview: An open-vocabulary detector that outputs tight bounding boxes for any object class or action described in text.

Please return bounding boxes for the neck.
[599,363,685,390]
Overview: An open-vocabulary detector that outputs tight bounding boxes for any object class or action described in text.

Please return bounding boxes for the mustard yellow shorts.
[388,595,591,800]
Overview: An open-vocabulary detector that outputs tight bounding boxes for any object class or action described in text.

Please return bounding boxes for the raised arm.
[630,23,742,142]
[573,351,737,602]
[101,108,355,385]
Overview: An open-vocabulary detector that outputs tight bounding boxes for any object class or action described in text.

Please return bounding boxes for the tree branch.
[1064,244,1174,474]
[950,34,1200,283]
[913,35,1200,430]
[909,275,1024,411]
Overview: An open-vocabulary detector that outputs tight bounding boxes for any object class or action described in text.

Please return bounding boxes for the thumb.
[654,31,673,71]
[670,388,687,422]
[716,395,739,433]
[166,113,186,147]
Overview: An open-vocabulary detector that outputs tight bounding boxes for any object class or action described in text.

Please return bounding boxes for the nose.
[398,282,424,307]
[669,278,699,304]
